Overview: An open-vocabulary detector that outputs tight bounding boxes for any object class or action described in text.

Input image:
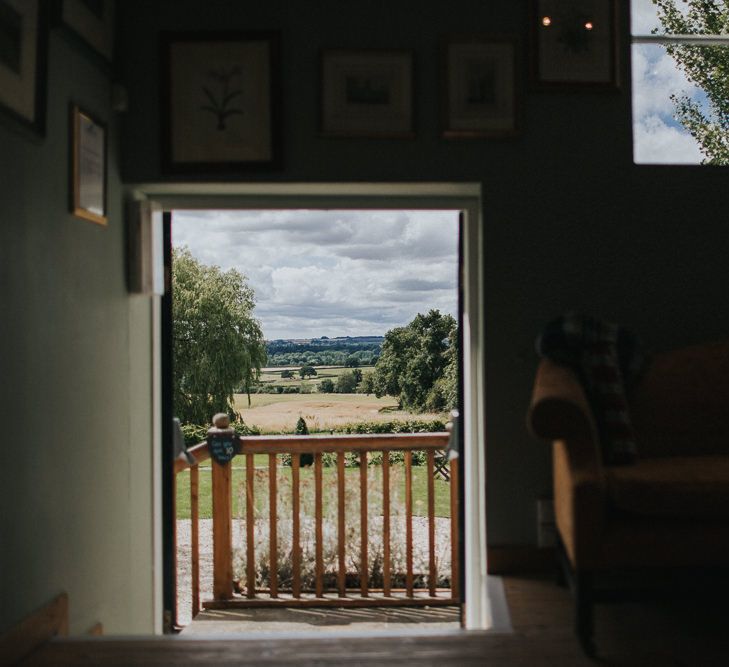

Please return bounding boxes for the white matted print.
[162,31,281,172]
[532,0,618,88]
[321,50,414,138]
[443,38,518,138]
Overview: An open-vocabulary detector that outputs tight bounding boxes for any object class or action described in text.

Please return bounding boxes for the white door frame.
[131,181,489,630]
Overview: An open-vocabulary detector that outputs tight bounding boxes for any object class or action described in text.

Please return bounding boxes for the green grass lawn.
[258,365,375,389]
[176,457,452,520]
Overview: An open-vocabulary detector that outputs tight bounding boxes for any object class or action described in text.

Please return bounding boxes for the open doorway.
[170,209,462,631]
[134,183,487,634]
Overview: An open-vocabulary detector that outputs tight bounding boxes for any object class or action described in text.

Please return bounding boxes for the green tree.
[295,416,313,467]
[654,0,729,164]
[299,365,317,379]
[318,378,335,393]
[345,355,360,368]
[335,370,358,394]
[172,247,266,424]
[359,371,375,395]
[281,369,293,379]
[373,309,458,412]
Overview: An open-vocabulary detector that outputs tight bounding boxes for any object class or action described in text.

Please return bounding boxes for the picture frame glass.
[0,0,41,127]
[535,0,615,85]
[166,36,276,169]
[447,42,516,135]
[77,111,105,216]
[322,51,413,137]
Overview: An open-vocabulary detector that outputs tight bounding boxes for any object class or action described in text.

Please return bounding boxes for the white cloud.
[631,44,704,164]
[633,113,704,163]
[172,210,459,339]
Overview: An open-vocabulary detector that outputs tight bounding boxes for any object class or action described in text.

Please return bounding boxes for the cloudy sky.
[631,0,710,164]
[172,210,459,340]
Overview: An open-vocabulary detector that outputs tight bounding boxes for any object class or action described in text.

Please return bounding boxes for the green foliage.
[180,420,260,447]
[281,369,294,379]
[173,247,266,424]
[373,309,458,412]
[335,419,447,435]
[266,338,382,367]
[359,370,375,394]
[299,365,317,379]
[335,370,359,393]
[654,0,729,164]
[345,355,360,367]
[295,417,309,435]
[318,378,335,393]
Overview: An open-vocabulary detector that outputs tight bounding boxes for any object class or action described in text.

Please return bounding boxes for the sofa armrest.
[528,360,597,442]
[528,360,607,568]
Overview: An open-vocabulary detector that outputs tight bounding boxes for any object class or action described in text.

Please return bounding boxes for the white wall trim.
[131,182,489,630]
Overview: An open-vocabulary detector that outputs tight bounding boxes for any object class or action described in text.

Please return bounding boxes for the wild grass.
[230,462,452,591]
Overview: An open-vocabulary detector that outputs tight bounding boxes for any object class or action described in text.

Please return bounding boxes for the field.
[233,392,446,433]
[257,365,375,388]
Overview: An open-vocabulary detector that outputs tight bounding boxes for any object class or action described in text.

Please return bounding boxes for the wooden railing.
[174,432,459,619]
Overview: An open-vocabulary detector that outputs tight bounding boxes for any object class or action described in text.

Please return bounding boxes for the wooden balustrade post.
[209,414,235,601]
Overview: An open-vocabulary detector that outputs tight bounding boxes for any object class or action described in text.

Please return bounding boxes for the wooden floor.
[22,575,729,665]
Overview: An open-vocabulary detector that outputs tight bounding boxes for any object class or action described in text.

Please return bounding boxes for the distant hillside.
[265,336,383,367]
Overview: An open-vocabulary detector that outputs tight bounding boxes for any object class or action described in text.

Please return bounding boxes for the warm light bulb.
[584,21,594,30]
[541,16,552,27]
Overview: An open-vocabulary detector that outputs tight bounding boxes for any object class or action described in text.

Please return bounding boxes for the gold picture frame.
[70,105,107,225]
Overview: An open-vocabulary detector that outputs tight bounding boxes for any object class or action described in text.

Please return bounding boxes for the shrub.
[180,420,260,447]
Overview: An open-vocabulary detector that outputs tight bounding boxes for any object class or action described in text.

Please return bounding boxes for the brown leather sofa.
[528,339,729,654]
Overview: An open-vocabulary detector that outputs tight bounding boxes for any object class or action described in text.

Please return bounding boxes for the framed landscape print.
[0,0,48,136]
[161,31,282,173]
[54,0,115,63]
[321,50,414,138]
[70,105,107,225]
[531,0,618,89]
[442,37,518,138]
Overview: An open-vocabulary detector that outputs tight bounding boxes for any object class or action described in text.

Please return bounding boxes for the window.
[631,0,729,165]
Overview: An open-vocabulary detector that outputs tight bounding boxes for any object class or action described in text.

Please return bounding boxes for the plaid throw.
[536,314,645,465]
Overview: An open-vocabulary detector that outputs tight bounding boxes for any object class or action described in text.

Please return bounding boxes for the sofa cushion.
[607,456,729,517]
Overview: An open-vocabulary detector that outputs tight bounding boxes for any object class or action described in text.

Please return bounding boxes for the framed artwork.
[70,105,107,225]
[160,31,282,173]
[0,0,48,136]
[442,37,518,138]
[53,0,115,62]
[531,0,618,89]
[320,50,414,138]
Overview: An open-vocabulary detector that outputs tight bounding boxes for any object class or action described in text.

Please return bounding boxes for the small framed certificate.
[70,105,107,225]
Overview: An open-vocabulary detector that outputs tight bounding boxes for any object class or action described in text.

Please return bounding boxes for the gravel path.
[176,517,453,627]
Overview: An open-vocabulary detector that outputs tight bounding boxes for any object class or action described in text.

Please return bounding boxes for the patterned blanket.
[536,314,646,465]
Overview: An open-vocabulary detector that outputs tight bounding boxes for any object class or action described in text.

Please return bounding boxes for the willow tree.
[654,0,729,164]
[173,247,266,424]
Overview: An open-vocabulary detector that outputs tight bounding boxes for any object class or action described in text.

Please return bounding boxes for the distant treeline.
[266,336,382,367]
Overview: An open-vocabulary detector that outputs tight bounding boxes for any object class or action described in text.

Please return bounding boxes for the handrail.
[175,432,448,473]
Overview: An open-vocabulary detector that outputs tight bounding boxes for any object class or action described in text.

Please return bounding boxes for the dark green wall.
[0,31,157,634]
[119,0,729,545]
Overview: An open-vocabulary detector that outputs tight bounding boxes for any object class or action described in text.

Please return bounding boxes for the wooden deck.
[22,575,729,665]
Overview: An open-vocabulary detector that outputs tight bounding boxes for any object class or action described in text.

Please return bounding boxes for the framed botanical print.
[161,31,282,173]
[531,0,618,89]
[442,37,519,138]
[321,50,414,138]
[0,0,48,136]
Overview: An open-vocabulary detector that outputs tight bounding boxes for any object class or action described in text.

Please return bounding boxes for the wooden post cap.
[212,413,230,429]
